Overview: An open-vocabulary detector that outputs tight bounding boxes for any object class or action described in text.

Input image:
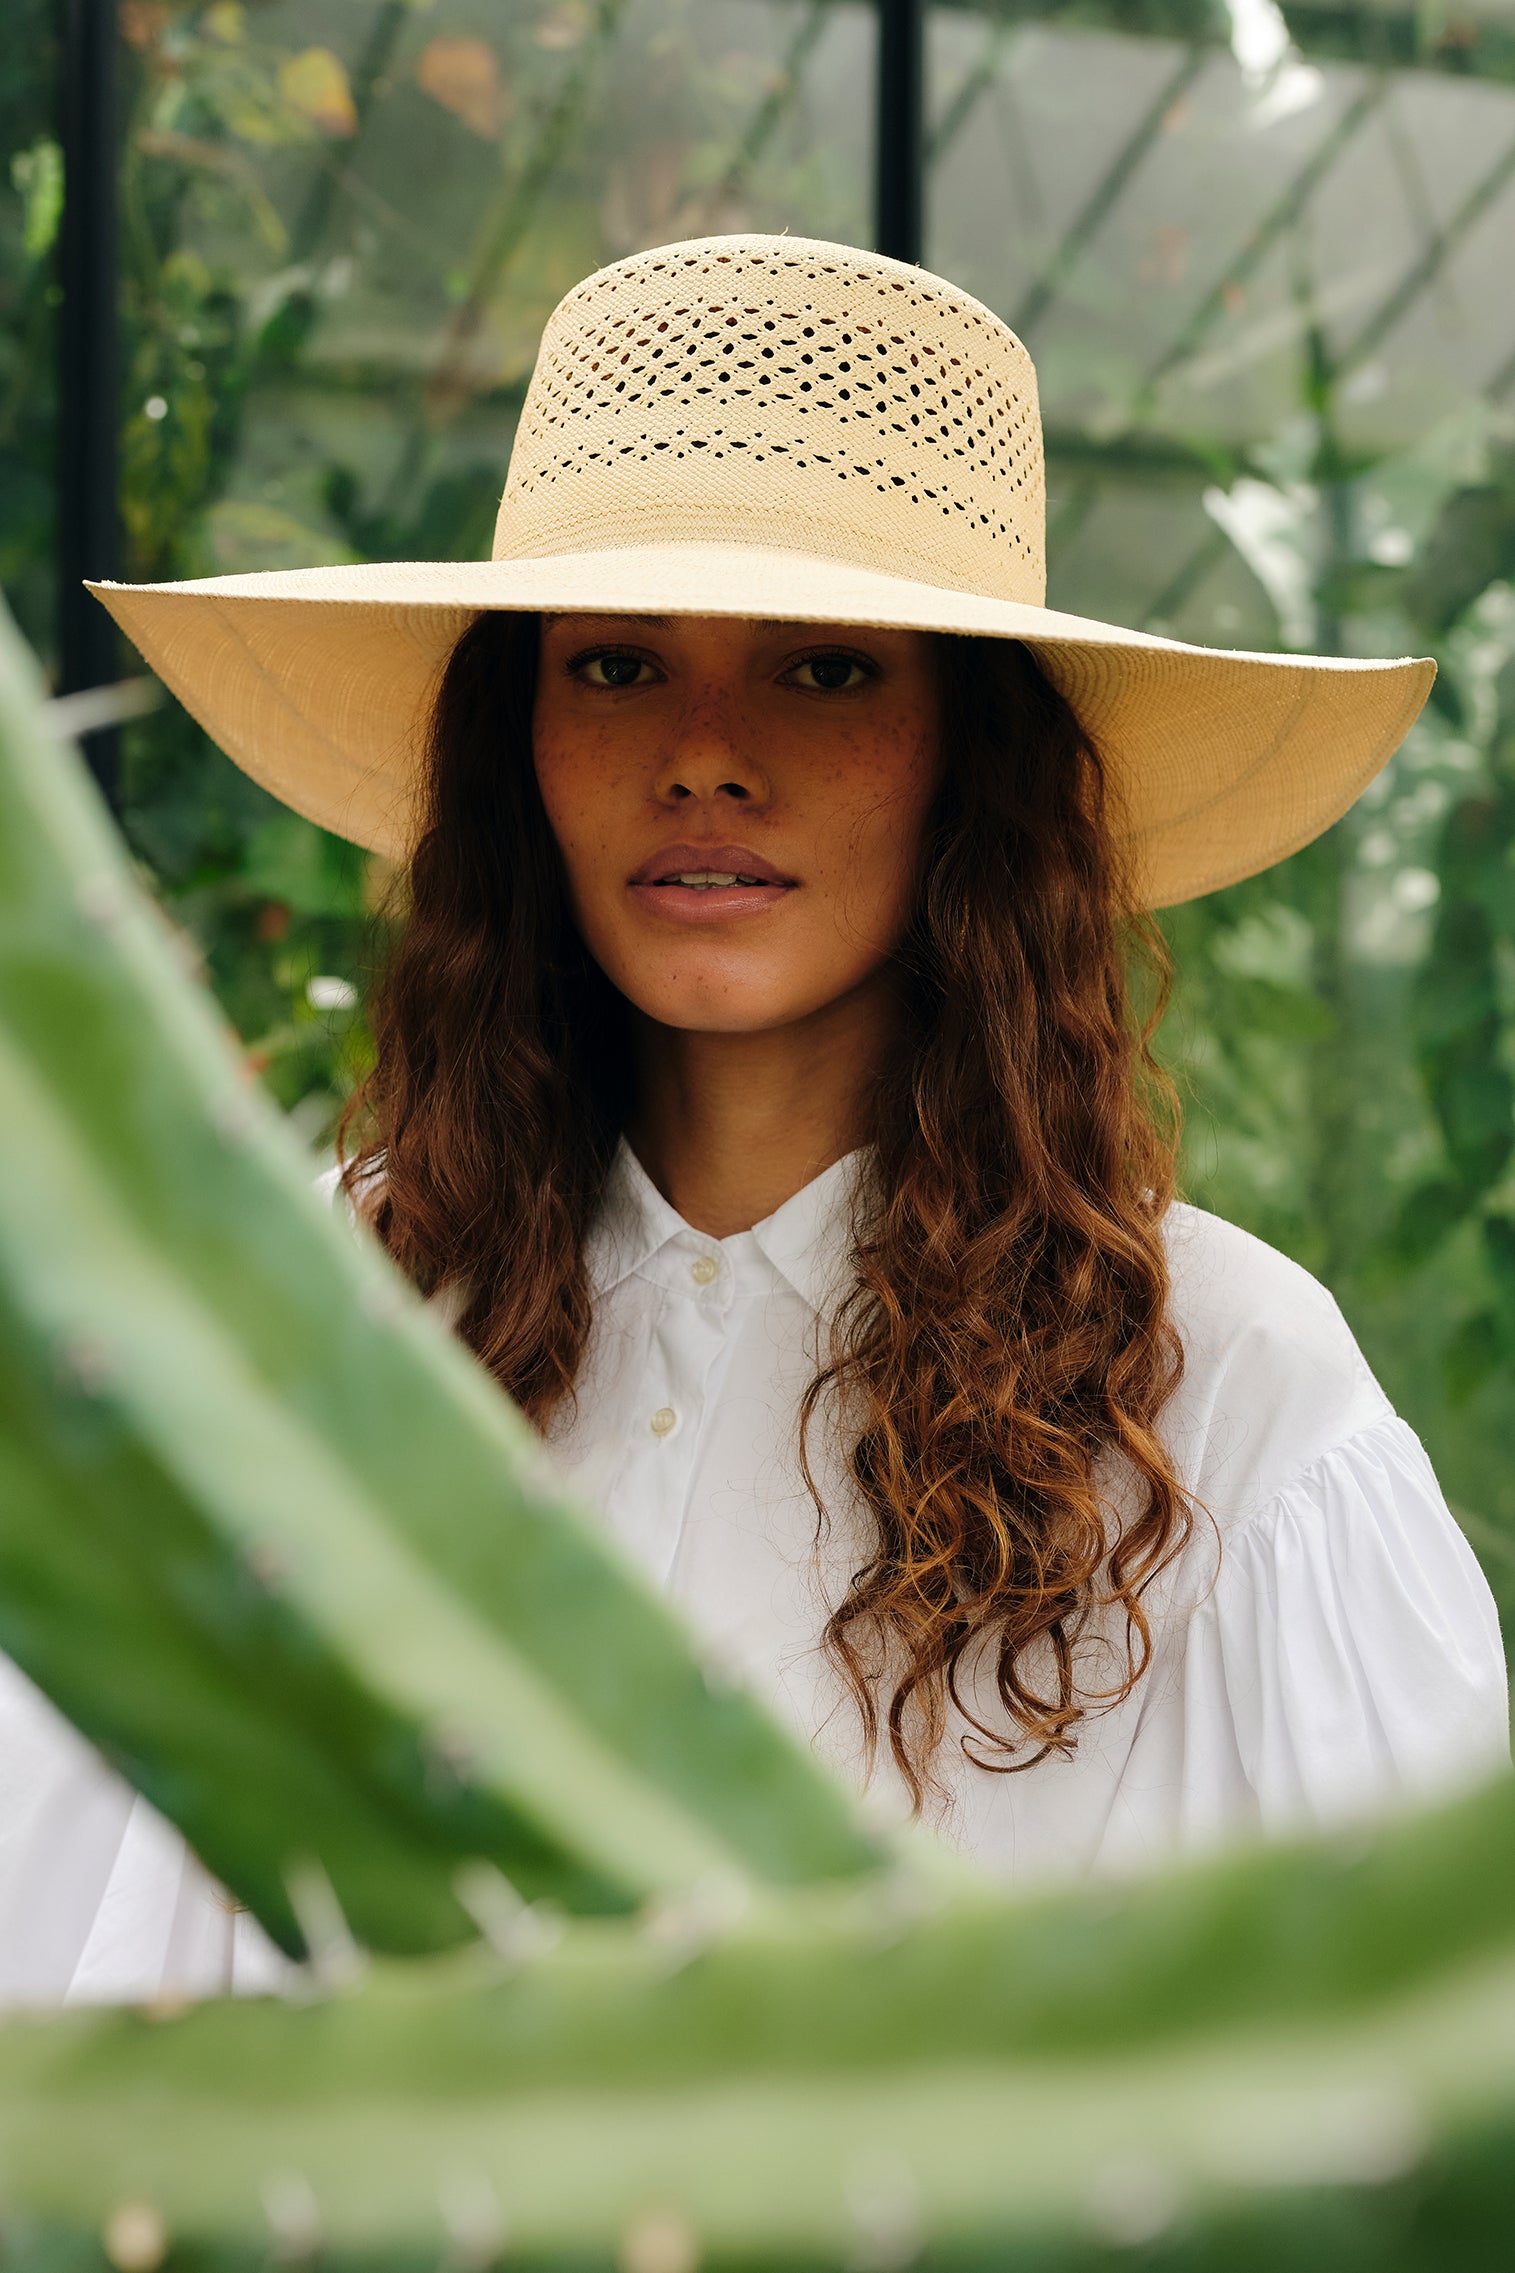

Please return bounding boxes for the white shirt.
[557,1143,1510,1878]
[0,1144,1506,2002]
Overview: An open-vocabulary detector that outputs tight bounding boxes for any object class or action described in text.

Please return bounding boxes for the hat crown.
[493,235,1046,606]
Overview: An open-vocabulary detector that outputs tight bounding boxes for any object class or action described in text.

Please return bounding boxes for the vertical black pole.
[874,0,925,264]
[56,0,121,805]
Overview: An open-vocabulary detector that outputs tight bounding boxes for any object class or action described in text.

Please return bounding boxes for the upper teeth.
[668,871,761,887]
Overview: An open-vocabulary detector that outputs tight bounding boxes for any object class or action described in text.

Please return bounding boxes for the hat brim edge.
[88,546,1435,911]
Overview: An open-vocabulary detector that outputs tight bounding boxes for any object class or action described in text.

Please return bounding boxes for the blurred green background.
[4,0,1514,1634]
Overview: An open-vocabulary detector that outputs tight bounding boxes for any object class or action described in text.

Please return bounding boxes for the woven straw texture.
[495,239,1045,603]
[90,234,1434,909]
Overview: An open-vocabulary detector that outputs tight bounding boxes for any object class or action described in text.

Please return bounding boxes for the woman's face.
[532,614,942,1034]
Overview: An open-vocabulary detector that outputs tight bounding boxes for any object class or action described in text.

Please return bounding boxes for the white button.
[649,1406,677,1437]
[690,1255,719,1286]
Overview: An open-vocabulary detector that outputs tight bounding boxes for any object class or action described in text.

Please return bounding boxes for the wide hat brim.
[90,543,1433,910]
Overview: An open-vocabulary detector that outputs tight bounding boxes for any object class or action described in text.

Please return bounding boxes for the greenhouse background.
[4,0,1515,1632]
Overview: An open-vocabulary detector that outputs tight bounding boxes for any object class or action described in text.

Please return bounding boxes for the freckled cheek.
[811,733,936,946]
[535,743,640,912]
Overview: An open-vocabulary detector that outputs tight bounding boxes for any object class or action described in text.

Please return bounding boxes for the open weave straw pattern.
[495,239,1047,606]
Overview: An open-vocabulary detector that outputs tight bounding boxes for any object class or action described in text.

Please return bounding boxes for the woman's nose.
[653,694,772,806]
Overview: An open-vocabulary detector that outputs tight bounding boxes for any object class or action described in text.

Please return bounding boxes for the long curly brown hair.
[340,610,1189,1805]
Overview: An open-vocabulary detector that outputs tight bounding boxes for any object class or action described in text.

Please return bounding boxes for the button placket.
[646,1250,722,1445]
[624,1255,736,1587]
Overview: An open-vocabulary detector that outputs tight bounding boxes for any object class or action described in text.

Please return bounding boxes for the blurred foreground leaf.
[0,599,882,1957]
[0,1768,1514,2266]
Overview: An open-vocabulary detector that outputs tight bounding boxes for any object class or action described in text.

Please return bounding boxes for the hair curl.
[340,610,1189,1805]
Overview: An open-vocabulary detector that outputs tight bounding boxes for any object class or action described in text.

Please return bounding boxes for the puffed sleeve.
[1177,1412,1510,1840]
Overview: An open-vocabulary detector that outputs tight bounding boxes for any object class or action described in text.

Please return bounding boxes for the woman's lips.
[628,844,797,923]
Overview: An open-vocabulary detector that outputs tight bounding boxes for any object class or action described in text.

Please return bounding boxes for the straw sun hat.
[92,234,1433,909]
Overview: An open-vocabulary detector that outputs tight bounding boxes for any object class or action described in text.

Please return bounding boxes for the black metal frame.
[55,0,121,802]
[875,0,927,262]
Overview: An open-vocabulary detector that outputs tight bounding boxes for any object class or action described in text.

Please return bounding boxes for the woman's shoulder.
[1148,1203,1510,1827]
[1156,1199,1392,1516]
[1161,1199,1375,1382]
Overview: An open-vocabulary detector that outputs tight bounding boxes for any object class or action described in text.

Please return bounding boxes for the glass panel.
[123,0,872,593]
[929,0,1515,1582]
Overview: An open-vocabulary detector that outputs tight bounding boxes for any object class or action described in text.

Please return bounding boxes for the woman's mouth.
[628,846,797,923]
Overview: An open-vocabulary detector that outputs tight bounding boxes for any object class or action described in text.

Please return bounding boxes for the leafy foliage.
[1,0,1512,1620]
[1158,420,1515,1622]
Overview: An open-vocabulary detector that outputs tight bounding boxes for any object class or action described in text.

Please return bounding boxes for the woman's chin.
[618,973,840,1039]
[634,997,814,1038]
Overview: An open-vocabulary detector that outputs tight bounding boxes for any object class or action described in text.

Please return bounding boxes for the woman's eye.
[574,651,654,688]
[788,653,873,692]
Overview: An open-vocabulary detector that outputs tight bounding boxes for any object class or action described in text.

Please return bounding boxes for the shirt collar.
[585,1137,867,1314]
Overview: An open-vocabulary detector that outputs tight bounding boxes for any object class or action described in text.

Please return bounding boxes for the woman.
[13,234,1504,2002]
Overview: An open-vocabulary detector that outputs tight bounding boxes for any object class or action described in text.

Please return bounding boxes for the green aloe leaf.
[0,599,883,1956]
[0,1767,1513,2268]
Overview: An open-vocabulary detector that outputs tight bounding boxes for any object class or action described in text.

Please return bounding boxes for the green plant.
[5,459,1515,2273]
[3,1769,1515,2270]
[0,596,883,1958]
